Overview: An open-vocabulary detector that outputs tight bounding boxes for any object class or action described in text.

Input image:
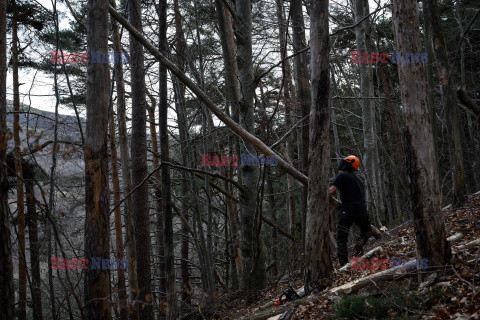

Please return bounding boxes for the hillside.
[210,194,480,319]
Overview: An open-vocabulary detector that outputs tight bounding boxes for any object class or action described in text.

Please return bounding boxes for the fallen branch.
[339,246,383,272]
[447,232,464,244]
[457,238,480,250]
[332,260,418,295]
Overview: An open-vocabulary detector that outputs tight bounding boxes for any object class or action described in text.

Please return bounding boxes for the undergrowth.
[333,285,446,319]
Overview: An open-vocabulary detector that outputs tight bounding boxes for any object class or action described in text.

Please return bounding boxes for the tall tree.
[173,0,191,304]
[236,0,268,291]
[215,0,244,289]
[12,1,26,319]
[276,0,298,266]
[109,109,127,320]
[109,1,139,315]
[424,0,467,208]
[158,0,178,317]
[354,0,381,224]
[391,0,450,266]
[84,0,111,318]
[0,0,15,318]
[127,0,153,317]
[304,0,333,288]
[290,0,310,241]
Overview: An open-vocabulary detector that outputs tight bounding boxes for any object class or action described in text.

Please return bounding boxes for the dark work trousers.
[336,207,372,266]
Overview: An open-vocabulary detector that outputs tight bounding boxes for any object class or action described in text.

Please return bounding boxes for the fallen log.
[457,238,480,250]
[339,246,383,272]
[331,260,418,295]
[447,232,464,244]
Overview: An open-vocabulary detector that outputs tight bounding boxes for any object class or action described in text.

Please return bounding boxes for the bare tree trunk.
[421,1,439,162]
[84,0,111,318]
[24,165,43,320]
[146,96,167,314]
[305,0,333,288]
[215,0,244,290]
[277,0,298,265]
[127,0,153,317]
[109,108,128,320]
[158,0,178,317]
[391,0,451,266]
[290,0,310,243]
[424,0,467,208]
[173,0,191,305]
[109,2,138,316]
[354,0,381,224]
[454,1,479,191]
[0,0,14,317]
[236,0,267,291]
[12,2,26,318]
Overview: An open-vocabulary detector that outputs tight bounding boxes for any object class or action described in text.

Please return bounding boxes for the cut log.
[447,232,464,243]
[339,246,383,272]
[457,238,480,250]
[332,260,417,295]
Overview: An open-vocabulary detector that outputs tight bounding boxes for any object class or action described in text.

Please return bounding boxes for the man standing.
[329,156,372,266]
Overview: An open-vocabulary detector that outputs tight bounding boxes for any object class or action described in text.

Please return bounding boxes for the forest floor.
[207,193,480,320]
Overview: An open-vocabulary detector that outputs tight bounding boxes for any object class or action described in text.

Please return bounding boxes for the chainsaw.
[274,286,300,306]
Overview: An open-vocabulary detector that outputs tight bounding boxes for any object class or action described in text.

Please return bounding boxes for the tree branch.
[108,5,308,186]
[457,89,480,117]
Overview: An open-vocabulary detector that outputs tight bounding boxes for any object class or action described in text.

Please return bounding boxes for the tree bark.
[277,0,298,265]
[0,0,14,317]
[355,0,381,224]
[421,1,439,162]
[236,0,267,291]
[146,96,167,315]
[127,0,153,317]
[109,2,139,316]
[24,165,43,320]
[290,0,310,241]
[158,0,178,317]
[391,0,451,266]
[215,0,244,289]
[109,107,127,320]
[84,0,111,318]
[305,0,333,287]
[173,0,191,305]
[12,2,26,318]
[424,0,467,208]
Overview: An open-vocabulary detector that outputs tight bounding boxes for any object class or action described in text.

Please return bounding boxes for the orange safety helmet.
[343,155,360,170]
